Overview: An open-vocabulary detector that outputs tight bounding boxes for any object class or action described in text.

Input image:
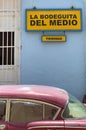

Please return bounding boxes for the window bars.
[0,0,20,66]
[0,0,20,84]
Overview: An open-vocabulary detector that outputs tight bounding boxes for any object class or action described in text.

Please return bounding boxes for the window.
[44,104,57,120]
[10,100,59,123]
[0,100,6,121]
[63,94,86,119]
[0,32,14,65]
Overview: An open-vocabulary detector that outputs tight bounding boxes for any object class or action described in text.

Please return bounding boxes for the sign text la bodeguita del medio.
[26,9,82,31]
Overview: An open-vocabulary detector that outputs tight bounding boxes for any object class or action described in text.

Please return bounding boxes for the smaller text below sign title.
[26,9,82,31]
[42,36,66,42]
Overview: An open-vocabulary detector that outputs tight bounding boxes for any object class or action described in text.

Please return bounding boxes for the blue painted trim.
[25,8,83,32]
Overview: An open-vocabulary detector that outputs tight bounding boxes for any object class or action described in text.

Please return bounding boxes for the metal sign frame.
[25,8,82,32]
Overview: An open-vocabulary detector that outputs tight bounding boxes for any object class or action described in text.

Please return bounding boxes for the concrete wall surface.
[21,0,86,101]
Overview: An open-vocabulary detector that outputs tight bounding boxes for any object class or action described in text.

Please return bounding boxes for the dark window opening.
[0,100,6,121]
[0,32,14,65]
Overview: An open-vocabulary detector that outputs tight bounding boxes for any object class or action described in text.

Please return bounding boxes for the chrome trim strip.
[9,98,60,109]
[65,126,86,129]
[6,99,11,122]
[53,109,60,120]
[61,92,69,119]
[28,125,86,130]
[28,126,64,130]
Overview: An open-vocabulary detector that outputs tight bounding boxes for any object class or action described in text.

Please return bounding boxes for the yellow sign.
[42,36,66,42]
[26,9,82,31]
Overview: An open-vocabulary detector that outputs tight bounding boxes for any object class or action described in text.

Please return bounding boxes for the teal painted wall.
[21,0,86,101]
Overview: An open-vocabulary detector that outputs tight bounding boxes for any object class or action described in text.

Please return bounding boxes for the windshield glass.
[63,94,86,119]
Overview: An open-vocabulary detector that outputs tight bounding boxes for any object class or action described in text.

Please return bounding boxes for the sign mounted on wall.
[26,9,82,31]
[42,35,66,42]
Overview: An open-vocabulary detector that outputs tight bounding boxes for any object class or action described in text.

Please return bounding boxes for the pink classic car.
[0,85,86,130]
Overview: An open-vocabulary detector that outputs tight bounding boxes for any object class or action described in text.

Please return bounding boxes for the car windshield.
[63,94,86,119]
